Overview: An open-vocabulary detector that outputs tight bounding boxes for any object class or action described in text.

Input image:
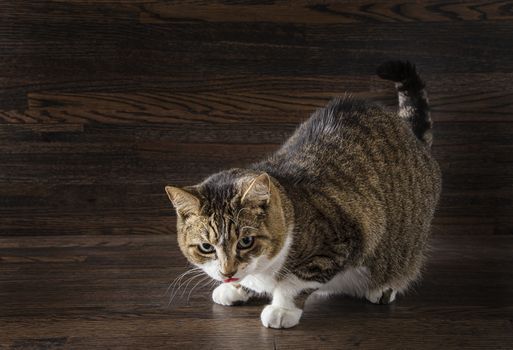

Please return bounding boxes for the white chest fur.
[240,233,293,295]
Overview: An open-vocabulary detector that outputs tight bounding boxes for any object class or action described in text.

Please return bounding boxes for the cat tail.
[376,60,433,148]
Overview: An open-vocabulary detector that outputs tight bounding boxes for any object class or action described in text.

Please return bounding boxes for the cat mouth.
[223,277,239,283]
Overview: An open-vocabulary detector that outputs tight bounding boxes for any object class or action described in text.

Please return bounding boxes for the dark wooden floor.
[1,1,512,349]
[1,235,512,349]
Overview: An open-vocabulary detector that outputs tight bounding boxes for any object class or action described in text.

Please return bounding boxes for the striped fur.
[377,60,433,147]
[252,96,441,288]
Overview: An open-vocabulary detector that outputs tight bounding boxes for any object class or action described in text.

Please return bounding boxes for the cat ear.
[241,173,271,207]
[165,186,201,217]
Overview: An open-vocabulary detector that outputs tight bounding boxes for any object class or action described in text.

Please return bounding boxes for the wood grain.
[140,0,513,24]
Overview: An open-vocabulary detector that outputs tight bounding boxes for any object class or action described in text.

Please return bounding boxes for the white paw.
[212,283,249,306]
[260,305,302,329]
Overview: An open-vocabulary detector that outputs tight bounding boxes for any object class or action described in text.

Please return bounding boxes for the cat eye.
[237,236,255,250]
[198,242,215,254]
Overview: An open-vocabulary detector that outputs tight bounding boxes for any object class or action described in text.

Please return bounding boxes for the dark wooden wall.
[1,1,513,236]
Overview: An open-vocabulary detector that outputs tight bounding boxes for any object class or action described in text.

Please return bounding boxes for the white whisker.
[166,268,201,295]
[187,275,211,303]
[168,272,203,306]
[179,273,205,299]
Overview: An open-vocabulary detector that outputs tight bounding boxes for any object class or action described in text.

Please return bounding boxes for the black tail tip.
[376,60,419,83]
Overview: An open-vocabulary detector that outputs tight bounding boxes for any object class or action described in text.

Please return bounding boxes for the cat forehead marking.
[208,211,239,247]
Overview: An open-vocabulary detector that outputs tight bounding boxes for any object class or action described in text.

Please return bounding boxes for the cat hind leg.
[365,287,397,304]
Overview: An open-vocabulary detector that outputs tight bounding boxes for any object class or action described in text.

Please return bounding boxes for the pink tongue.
[223,277,239,283]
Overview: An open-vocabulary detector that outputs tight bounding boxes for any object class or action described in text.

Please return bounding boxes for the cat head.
[165,169,291,282]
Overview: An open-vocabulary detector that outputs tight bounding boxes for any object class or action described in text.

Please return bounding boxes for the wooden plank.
[141,1,513,24]
[0,72,510,123]
[2,1,513,110]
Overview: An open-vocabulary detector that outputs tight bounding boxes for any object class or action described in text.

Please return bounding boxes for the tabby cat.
[165,61,441,328]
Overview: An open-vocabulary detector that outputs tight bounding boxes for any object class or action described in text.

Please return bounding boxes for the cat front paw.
[260,305,302,329]
[212,283,249,306]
